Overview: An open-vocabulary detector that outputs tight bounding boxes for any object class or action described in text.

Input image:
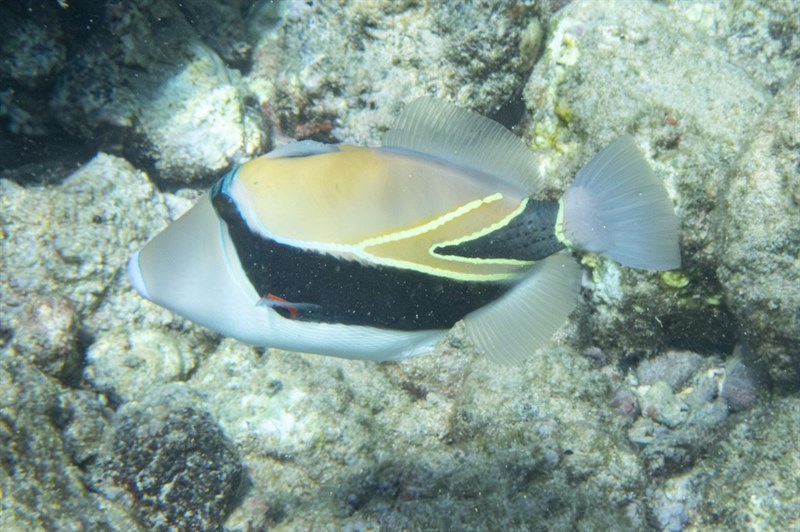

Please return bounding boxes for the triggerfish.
[128,98,680,363]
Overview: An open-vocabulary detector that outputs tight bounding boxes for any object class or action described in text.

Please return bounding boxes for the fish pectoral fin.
[256,293,320,319]
[463,253,581,365]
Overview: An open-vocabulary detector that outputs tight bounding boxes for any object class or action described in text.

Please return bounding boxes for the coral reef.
[0,0,798,530]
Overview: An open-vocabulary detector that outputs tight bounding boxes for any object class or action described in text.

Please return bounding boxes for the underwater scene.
[1,0,799,530]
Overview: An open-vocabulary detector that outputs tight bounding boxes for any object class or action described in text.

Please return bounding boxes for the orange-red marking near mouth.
[265,293,298,319]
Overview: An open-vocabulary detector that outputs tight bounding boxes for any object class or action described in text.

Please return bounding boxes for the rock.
[681,367,724,414]
[95,384,243,530]
[2,0,800,530]
[175,0,252,67]
[695,397,800,529]
[263,1,539,146]
[715,1,800,90]
[626,353,733,479]
[0,153,165,327]
[38,0,265,184]
[610,387,639,417]
[0,3,68,152]
[628,417,666,446]
[654,500,689,532]
[133,45,266,184]
[0,352,137,530]
[0,4,65,88]
[60,389,113,467]
[1,148,221,401]
[10,295,80,379]
[195,338,647,530]
[641,401,728,477]
[84,329,198,403]
[716,69,800,384]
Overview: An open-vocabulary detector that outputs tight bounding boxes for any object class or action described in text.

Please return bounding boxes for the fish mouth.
[127,250,151,300]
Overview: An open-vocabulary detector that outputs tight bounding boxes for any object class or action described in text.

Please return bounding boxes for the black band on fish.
[212,190,512,331]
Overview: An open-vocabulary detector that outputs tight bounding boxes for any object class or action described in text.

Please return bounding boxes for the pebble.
[636,350,706,391]
[638,381,689,429]
[721,358,758,412]
[12,295,80,379]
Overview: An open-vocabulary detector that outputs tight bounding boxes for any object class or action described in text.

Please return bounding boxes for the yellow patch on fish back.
[230,148,531,281]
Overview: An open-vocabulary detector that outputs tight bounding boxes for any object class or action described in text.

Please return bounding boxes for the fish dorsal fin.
[266,140,340,159]
[383,98,540,195]
[463,253,580,364]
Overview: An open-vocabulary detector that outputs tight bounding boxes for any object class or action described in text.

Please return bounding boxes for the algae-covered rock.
[709,0,800,91]
[0,4,65,89]
[1,0,799,530]
[716,70,800,384]
[636,350,707,391]
[720,357,760,412]
[199,339,648,530]
[132,45,266,184]
[260,1,542,145]
[624,352,757,480]
[638,381,689,429]
[9,295,80,380]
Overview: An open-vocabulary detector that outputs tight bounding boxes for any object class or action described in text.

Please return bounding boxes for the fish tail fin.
[559,135,681,270]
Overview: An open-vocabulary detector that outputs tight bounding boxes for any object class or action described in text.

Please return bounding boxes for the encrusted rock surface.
[94,384,243,530]
[716,69,800,384]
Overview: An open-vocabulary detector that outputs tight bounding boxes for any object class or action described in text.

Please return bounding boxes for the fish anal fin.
[463,254,581,364]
